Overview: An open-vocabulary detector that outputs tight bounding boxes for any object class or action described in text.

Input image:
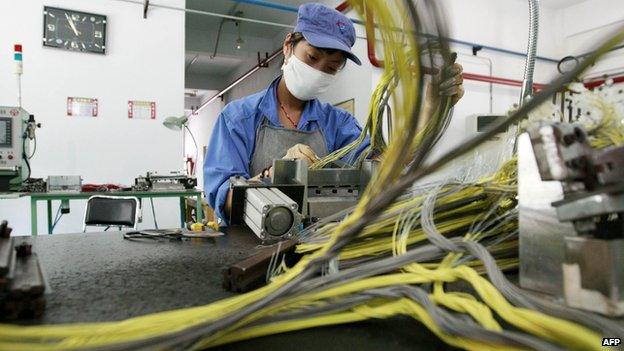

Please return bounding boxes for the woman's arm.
[204,112,252,224]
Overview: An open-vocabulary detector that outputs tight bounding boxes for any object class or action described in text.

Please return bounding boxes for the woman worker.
[204,3,464,224]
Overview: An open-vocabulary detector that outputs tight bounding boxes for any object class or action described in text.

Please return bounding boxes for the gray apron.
[249,116,329,176]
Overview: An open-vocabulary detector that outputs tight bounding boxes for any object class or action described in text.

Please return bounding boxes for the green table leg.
[30,197,38,236]
[179,197,185,228]
[196,194,203,223]
[47,200,53,234]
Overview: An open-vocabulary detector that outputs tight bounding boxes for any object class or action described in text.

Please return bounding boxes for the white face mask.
[281,53,337,101]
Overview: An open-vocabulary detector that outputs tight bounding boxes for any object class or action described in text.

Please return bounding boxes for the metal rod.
[110,0,293,29]
[227,0,298,13]
[463,72,545,90]
[193,49,283,115]
[583,74,624,89]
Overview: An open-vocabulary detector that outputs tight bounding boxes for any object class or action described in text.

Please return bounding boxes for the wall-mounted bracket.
[143,0,149,19]
[258,52,270,68]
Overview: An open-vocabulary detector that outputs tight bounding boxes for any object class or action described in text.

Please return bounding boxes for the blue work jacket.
[203,76,370,224]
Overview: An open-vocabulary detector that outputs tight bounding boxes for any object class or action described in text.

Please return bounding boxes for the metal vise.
[522,122,624,316]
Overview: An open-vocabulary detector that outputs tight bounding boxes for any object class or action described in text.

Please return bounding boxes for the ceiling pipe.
[111,0,293,29]
[365,5,383,68]
[228,0,298,13]
[583,75,624,90]
[463,72,545,90]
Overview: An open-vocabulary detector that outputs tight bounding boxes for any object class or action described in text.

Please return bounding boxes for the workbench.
[4,189,204,235]
[13,226,456,351]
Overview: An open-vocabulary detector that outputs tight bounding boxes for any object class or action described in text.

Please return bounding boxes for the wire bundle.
[2,1,624,350]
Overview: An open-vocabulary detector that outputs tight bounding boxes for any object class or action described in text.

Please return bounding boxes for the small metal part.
[527,123,592,182]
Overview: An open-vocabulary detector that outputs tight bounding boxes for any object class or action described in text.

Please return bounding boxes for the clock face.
[43,7,107,54]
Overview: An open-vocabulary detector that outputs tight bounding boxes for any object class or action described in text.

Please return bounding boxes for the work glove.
[283,143,320,166]
[440,63,465,106]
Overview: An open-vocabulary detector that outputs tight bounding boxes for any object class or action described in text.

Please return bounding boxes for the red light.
[14,44,22,52]
[8,155,14,160]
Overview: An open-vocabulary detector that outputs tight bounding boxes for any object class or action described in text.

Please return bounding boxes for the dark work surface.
[12,226,459,351]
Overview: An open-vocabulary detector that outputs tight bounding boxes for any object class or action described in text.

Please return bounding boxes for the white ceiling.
[185,0,307,88]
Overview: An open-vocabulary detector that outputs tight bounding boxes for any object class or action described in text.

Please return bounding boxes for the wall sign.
[67,97,98,117]
[128,100,156,119]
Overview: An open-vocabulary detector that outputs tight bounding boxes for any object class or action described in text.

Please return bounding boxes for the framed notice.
[128,100,156,119]
[334,98,355,115]
[67,97,98,117]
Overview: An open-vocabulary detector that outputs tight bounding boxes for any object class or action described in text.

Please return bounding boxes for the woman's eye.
[308,54,318,61]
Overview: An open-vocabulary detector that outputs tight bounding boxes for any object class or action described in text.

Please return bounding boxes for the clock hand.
[65,13,80,36]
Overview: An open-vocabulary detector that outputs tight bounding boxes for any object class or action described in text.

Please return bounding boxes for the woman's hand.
[283,143,320,165]
[440,63,465,105]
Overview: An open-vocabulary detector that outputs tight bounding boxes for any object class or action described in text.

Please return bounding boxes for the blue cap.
[294,3,361,66]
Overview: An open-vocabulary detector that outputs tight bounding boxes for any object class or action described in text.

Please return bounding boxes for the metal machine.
[229,159,379,242]
[0,106,29,192]
[46,176,82,193]
[520,122,624,316]
[133,171,197,191]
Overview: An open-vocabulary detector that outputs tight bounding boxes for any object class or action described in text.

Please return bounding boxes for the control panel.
[0,106,25,169]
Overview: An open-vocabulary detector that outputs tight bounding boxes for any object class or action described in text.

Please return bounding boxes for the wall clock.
[43,6,107,54]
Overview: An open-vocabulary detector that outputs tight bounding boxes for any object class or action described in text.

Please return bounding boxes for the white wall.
[0,0,185,235]
[559,0,624,78]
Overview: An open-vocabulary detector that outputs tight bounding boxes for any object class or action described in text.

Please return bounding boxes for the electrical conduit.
[519,0,540,105]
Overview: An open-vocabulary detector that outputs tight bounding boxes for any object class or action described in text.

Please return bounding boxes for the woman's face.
[283,35,346,75]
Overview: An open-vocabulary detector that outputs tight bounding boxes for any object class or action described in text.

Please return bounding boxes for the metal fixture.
[210,11,245,59]
[229,159,379,237]
[133,171,197,191]
[235,22,244,50]
[243,187,300,242]
[46,176,82,193]
[520,123,624,316]
[0,222,46,320]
